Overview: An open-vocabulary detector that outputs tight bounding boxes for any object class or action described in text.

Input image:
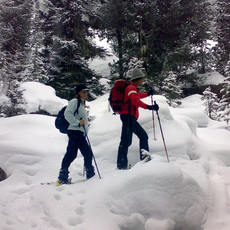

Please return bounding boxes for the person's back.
[121,81,148,119]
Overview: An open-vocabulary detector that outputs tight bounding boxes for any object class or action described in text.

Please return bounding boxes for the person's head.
[75,84,89,100]
[130,68,145,86]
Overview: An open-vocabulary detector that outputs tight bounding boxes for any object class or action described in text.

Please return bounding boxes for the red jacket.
[120,81,148,119]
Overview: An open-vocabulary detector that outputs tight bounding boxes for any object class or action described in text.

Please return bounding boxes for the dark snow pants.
[59,130,94,181]
[117,114,149,169]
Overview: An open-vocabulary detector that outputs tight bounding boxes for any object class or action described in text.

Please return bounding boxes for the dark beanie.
[75,84,88,94]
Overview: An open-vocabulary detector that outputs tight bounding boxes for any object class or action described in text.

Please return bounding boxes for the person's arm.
[139,92,148,99]
[64,99,81,126]
[127,86,148,109]
[127,86,159,111]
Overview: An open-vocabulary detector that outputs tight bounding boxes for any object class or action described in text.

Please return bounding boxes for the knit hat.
[130,68,145,81]
[75,84,89,94]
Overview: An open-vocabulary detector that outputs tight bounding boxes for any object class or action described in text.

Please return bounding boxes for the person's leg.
[58,130,80,182]
[117,114,133,169]
[79,134,95,179]
[133,120,149,160]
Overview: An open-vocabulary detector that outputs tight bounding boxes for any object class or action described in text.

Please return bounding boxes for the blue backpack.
[55,99,80,134]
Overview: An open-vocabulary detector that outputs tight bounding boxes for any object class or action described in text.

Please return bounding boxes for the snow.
[171,94,210,127]
[197,71,225,86]
[0,83,230,230]
[89,54,118,78]
[20,82,68,115]
[88,35,118,78]
[183,71,225,89]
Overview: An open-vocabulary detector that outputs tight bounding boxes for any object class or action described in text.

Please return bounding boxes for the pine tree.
[125,57,145,79]
[97,0,212,87]
[218,61,230,124]
[97,0,131,79]
[2,80,26,117]
[161,71,183,107]
[24,0,48,83]
[40,0,104,99]
[202,86,219,120]
[0,0,33,117]
[152,0,211,80]
[215,0,230,75]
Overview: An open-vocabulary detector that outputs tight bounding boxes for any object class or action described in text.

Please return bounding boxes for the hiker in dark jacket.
[57,84,95,184]
[117,68,159,169]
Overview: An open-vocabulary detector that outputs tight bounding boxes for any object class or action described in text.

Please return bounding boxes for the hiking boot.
[58,168,69,182]
[86,166,95,179]
[86,171,95,179]
[117,164,128,170]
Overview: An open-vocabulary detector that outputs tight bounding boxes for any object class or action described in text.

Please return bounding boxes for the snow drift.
[0,82,230,230]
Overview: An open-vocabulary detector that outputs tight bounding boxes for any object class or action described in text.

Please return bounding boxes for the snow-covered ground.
[0,82,230,230]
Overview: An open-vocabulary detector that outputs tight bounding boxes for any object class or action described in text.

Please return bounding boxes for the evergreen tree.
[147,0,211,83]
[161,71,183,107]
[97,0,131,79]
[97,0,212,86]
[202,86,219,120]
[215,0,230,75]
[125,57,145,79]
[1,80,26,117]
[0,0,33,117]
[218,61,230,124]
[24,0,48,83]
[40,0,105,99]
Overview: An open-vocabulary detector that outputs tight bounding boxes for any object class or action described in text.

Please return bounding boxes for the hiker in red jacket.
[117,68,159,169]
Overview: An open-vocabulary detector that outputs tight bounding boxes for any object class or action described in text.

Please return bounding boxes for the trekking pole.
[154,101,170,163]
[151,95,157,140]
[83,166,85,177]
[83,126,102,179]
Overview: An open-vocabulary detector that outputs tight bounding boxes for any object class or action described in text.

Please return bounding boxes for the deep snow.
[0,82,230,230]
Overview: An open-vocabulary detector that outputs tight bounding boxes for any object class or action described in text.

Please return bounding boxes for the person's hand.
[79,119,85,126]
[148,88,154,96]
[147,103,159,111]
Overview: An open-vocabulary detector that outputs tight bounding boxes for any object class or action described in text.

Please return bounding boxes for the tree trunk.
[116,28,123,79]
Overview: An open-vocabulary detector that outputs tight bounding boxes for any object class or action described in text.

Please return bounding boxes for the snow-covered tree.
[40,0,104,99]
[97,0,130,79]
[0,80,26,117]
[218,61,230,124]
[0,0,33,117]
[215,0,230,75]
[202,86,219,120]
[125,57,145,78]
[161,71,183,107]
[97,0,212,87]
[23,0,48,83]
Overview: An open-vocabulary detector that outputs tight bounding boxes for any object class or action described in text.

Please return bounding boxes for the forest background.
[0,0,229,123]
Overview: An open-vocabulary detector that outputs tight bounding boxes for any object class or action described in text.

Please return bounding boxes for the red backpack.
[109,79,129,114]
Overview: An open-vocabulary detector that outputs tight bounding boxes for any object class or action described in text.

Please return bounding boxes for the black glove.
[147,103,159,111]
[147,88,154,96]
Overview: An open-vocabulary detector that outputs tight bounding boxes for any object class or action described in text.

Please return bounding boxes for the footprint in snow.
[75,206,85,215]
[68,216,83,226]
[53,194,61,201]
[24,169,37,177]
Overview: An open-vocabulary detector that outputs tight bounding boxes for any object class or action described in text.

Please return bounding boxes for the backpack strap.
[74,98,81,115]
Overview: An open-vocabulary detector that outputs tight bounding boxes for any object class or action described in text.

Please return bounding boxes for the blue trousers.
[59,130,94,180]
[117,114,149,169]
